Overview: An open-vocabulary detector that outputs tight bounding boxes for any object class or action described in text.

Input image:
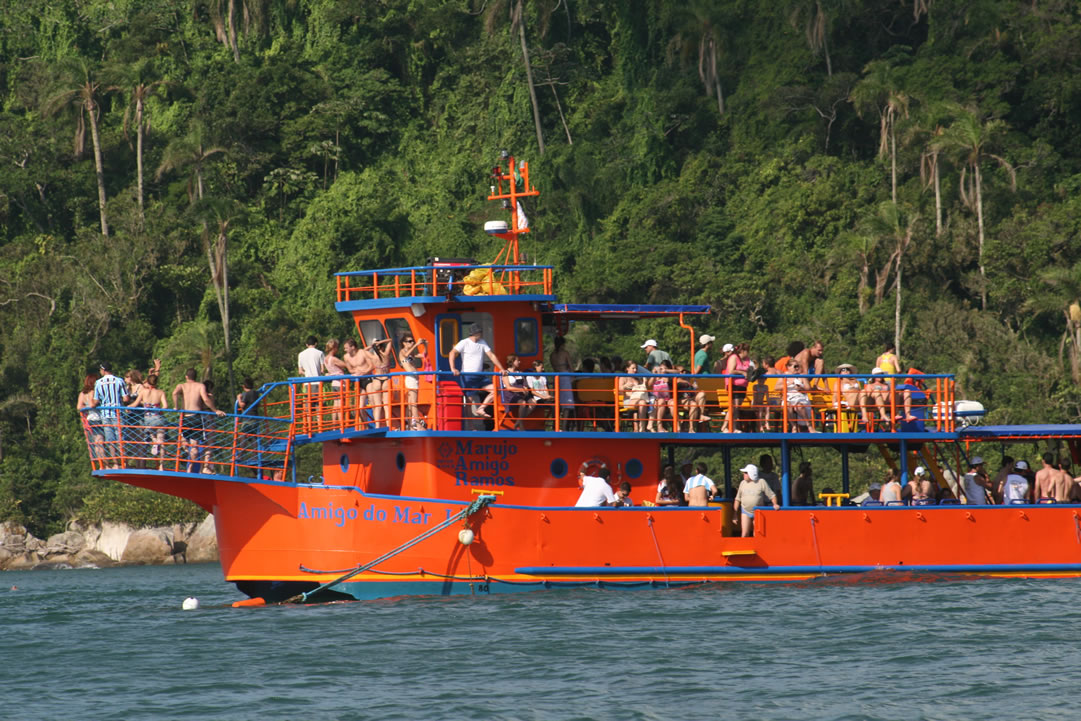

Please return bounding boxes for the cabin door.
[435,314,461,373]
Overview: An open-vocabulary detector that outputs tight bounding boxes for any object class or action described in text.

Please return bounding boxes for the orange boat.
[80,155,1081,602]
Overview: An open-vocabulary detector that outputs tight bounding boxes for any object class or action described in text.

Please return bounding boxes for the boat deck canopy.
[541,303,711,320]
[959,424,1081,441]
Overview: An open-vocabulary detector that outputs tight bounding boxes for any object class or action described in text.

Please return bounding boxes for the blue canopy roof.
[542,303,710,318]
[959,424,1081,440]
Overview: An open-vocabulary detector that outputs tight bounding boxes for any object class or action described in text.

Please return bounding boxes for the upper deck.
[335,263,555,312]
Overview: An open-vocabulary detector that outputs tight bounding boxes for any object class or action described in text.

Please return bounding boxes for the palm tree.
[113,60,170,224]
[207,0,269,62]
[668,1,728,116]
[935,106,1016,311]
[43,59,112,237]
[155,125,227,204]
[192,198,245,400]
[906,104,951,237]
[850,58,910,204]
[1024,263,1081,384]
[865,201,918,359]
[787,0,832,77]
[484,0,547,153]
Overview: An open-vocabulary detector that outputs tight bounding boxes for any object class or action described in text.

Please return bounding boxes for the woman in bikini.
[127,373,168,469]
[322,338,349,424]
[398,336,427,430]
[365,338,394,428]
[78,374,104,463]
[619,360,650,432]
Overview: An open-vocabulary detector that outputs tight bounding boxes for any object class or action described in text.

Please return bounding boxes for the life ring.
[578,456,610,481]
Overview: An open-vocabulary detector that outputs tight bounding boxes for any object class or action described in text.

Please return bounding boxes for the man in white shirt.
[1002,460,1030,504]
[448,323,505,417]
[575,468,617,507]
[298,335,325,422]
[683,463,717,506]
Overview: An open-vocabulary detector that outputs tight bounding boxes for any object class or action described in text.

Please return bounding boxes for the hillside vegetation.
[3,0,1081,535]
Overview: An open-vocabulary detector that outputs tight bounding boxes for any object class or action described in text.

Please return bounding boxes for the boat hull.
[108,471,1081,601]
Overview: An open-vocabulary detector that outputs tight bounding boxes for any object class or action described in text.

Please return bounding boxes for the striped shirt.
[94,374,129,419]
[683,473,716,494]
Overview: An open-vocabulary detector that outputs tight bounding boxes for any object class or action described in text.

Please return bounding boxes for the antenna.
[486,151,540,266]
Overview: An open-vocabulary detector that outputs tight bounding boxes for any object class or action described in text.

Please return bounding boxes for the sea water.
[1,563,1077,720]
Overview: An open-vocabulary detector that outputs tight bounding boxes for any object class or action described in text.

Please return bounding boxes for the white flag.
[516,201,529,230]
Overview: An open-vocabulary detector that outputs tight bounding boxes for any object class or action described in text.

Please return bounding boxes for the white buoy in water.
[182,597,200,610]
[458,529,475,546]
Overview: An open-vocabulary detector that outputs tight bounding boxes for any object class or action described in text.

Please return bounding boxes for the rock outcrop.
[0,515,219,570]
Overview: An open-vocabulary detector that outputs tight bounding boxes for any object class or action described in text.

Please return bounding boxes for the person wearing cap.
[724,342,752,431]
[897,367,928,432]
[694,335,715,374]
[835,363,869,427]
[732,463,780,537]
[92,362,131,469]
[961,456,991,504]
[1002,461,1030,504]
[859,482,883,506]
[640,339,670,371]
[449,323,506,418]
[910,466,935,503]
[711,342,735,375]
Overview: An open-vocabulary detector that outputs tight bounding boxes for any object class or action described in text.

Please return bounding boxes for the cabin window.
[385,317,412,354]
[438,318,459,358]
[358,320,386,347]
[358,320,397,369]
[514,317,539,356]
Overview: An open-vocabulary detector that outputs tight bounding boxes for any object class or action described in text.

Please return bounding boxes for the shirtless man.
[793,341,825,389]
[1034,452,1060,501]
[342,339,375,423]
[1052,456,1081,502]
[172,368,226,473]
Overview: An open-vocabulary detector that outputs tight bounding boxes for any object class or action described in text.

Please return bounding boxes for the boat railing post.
[230,413,239,477]
[613,376,620,433]
[554,375,562,432]
[782,385,789,433]
[175,411,185,471]
[372,272,379,300]
[780,439,791,507]
[492,372,502,430]
[889,377,897,432]
[841,446,850,495]
[899,439,909,486]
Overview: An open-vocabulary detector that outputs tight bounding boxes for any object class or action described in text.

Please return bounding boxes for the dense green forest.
[3,0,1081,536]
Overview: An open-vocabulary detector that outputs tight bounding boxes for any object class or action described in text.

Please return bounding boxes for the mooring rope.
[284,494,496,603]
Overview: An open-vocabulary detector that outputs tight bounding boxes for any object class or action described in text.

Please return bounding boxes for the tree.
[1024,263,1081,385]
[667,1,728,116]
[905,104,951,237]
[935,105,1016,311]
[787,0,836,77]
[850,57,910,204]
[864,201,918,359]
[114,60,170,225]
[155,125,227,204]
[484,0,547,153]
[42,59,112,237]
[191,198,245,400]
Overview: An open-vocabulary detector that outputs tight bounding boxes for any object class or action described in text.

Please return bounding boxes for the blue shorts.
[460,373,490,391]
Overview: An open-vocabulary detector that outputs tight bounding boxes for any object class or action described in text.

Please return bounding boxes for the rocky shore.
[0,514,218,570]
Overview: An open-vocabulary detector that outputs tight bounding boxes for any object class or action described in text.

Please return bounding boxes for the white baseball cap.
[641,339,658,349]
[740,464,758,480]
[871,367,885,374]
[869,482,882,491]
[1015,460,1029,470]
[699,334,716,345]
[914,466,927,476]
[722,343,735,353]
